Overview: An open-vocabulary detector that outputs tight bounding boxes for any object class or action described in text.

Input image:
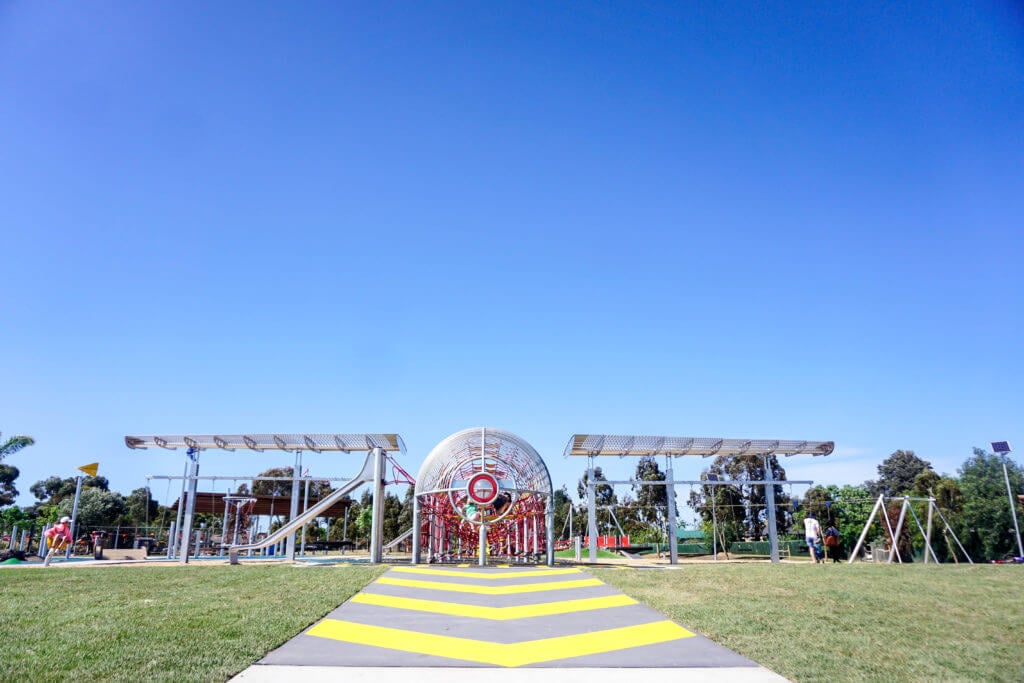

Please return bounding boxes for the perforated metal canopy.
[563,434,833,457]
[124,433,405,454]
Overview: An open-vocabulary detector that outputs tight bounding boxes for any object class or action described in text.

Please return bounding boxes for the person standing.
[801,512,823,563]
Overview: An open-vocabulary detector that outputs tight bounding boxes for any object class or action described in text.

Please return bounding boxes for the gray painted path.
[234,565,786,680]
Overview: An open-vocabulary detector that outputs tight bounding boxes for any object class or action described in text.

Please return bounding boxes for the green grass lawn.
[592,563,1024,682]
[554,548,622,559]
[0,563,385,683]
[2,561,1021,682]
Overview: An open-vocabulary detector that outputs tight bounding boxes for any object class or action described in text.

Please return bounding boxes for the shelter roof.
[169,492,353,517]
[125,433,405,454]
[564,435,834,458]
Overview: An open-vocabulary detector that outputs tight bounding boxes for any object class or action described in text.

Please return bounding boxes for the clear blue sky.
[2,2,1022,516]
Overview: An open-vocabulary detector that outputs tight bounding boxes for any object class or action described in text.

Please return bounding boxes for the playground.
[4,428,1023,682]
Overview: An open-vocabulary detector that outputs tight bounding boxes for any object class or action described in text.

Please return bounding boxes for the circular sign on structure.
[466,472,499,505]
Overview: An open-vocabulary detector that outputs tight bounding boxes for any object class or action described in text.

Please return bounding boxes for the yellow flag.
[78,462,99,477]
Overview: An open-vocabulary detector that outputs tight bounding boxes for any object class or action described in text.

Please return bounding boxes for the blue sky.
[2,2,1022,518]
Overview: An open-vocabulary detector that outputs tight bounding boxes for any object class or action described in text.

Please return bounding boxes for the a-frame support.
[848,495,972,564]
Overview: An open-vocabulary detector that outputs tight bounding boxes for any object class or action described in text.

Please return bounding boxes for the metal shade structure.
[127,432,404,564]
[564,435,834,458]
[125,433,405,454]
[566,433,834,564]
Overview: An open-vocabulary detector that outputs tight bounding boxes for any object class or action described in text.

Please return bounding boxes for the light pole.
[991,441,1024,558]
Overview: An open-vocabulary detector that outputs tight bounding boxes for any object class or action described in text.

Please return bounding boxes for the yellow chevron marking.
[376,576,603,594]
[391,566,581,579]
[307,618,693,666]
[351,592,636,619]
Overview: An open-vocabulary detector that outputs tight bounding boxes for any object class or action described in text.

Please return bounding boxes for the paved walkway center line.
[375,576,603,594]
[306,618,695,667]
[349,592,637,620]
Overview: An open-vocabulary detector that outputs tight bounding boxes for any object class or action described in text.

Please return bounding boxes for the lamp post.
[991,441,1024,558]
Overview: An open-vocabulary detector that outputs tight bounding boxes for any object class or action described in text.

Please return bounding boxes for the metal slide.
[229,451,375,564]
[383,527,413,551]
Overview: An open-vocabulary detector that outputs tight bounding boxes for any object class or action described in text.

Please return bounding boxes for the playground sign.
[466,472,499,505]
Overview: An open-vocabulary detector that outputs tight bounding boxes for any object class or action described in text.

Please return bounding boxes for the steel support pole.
[666,456,678,565]
[171,459,188,560]
[546,500,555,566]
[221,499,231,556]
[1001,456,1024,557]
[762,456,780,563]
[478,523,487,566]
[179,452,200,563]
[65,479,81,557]
[286,451,302,561]
[300,478,310,557]
[712,486,718,562]
[369,447,385,563]
[411,496,421,565]
[587,457,598,562]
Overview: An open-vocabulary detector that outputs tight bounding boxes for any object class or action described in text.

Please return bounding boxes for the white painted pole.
[886,498,909,564]
[1000,455,1024,557]
[848,495,885,564]
[925,499,934,564]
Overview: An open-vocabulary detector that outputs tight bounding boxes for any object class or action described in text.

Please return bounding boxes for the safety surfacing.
[238,565,784,679]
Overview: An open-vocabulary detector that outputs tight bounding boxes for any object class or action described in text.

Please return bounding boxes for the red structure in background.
[414,428,554,565]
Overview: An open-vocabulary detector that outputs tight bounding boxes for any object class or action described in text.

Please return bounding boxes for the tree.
[0,434,33,508]
[687,467,744,548]
[701,454,790,540]
[0,465,19,507]
[0,434,34,461]
[124,487,160,526]
[381,491,403,543]
[633,456,668,525]
[870,450,933,497]
[31,476,76,503]
[58,488,126,531]
[551,486,572,539]
[811,483,875,554]
[958,448,1024,562]
[577,467,617,507]
[251,468,332,499]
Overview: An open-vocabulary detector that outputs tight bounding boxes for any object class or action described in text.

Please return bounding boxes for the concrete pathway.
[234,565,785,680]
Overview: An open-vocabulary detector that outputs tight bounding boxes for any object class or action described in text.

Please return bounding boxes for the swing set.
[848,494,972,564]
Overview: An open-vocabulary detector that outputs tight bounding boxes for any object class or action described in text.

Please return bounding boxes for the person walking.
[823,522,841,563]
[801,512,823,563]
